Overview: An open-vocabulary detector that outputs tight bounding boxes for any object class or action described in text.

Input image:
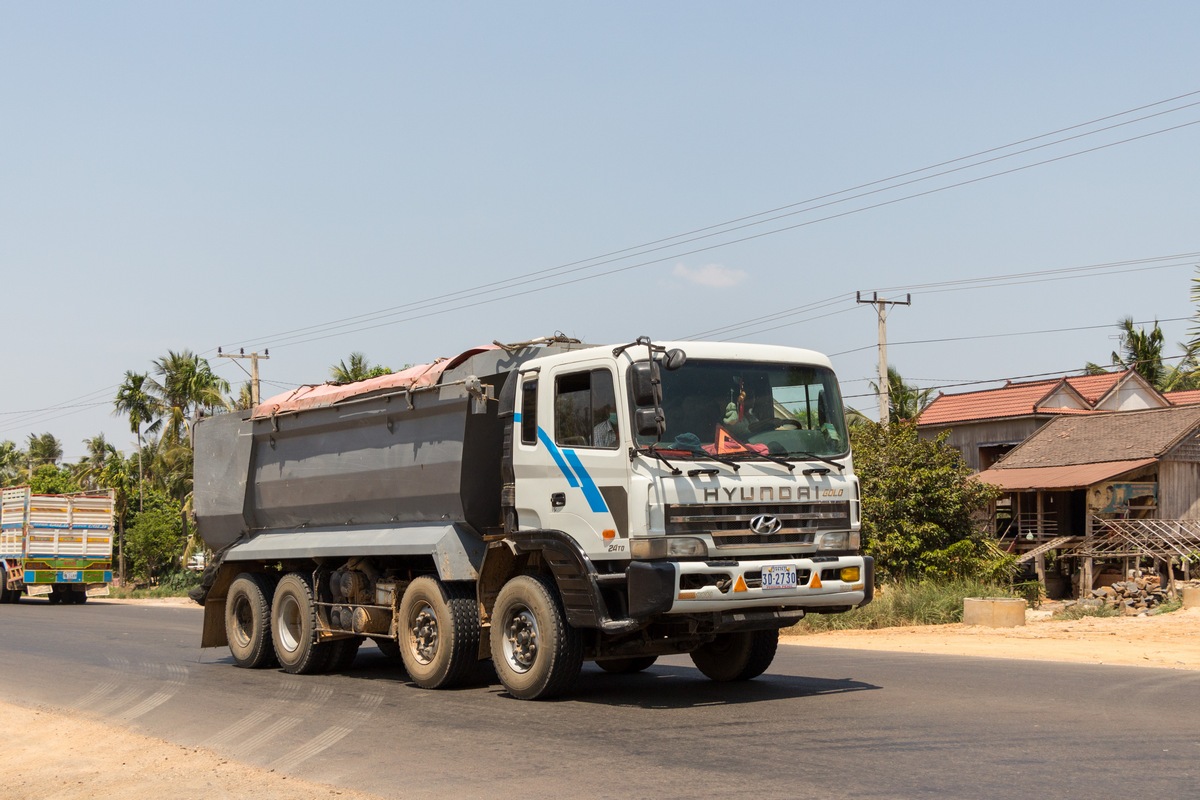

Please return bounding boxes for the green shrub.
[787,579,1019,632]
[1051,602,1118,620]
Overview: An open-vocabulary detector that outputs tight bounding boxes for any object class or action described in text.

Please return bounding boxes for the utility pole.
[856,292,911,426]
[219,348,270,406]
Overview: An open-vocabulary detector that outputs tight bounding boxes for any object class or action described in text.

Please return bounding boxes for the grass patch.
[1051,602,1118,620]
[109,570,202,599]
[786,579,1019,633]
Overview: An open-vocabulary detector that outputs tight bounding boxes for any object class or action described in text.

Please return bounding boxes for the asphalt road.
[2,599,1197,799]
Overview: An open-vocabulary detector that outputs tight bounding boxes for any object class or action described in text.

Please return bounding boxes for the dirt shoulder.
[783,604,1200,670]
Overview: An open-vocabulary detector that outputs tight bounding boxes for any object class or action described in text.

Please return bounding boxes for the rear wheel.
[397,577,480,689]
[597,656,658,674]
[490,574,583,700]
[0,565,12,603]
[47,585,67,605]
[226,573,277,669]
[70,589,88,605]
[327,637,362,672]
[689,629,779,682]
[271,573,334,675]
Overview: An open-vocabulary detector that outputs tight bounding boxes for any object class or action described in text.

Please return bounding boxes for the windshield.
[633,358,849,460]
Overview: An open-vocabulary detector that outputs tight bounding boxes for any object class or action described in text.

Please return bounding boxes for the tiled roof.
[993,404,1200,468]
[917,371,1132,426]
[1165,389,1200,406]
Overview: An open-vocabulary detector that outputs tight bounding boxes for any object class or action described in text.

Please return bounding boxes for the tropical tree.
[99,451,137,584]
[869,366,934,424]
[330,352,392,384]
[851,421,1011,583]
[231,381,255,411]
[26,433,63,469]
[124,492,184,582]
[0,440,24,486]
[145,350,231,445]
[71,434,116,490]
[1085,317,1199,391]
[114,370,156,510]
[28,464,80,494]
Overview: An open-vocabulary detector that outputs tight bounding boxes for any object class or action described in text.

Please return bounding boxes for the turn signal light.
[840,567,860,582]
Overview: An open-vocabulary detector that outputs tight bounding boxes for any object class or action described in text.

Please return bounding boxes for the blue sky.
[3,2,1198,459]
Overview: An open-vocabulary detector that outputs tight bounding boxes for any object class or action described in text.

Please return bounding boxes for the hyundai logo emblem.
[749,514,782,535]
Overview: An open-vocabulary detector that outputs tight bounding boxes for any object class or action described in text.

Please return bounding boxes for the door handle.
[551,492,566,508]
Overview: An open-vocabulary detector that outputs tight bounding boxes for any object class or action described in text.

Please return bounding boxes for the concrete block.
[963,597,1027,627]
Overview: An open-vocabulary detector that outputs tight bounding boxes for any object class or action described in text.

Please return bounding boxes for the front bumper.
[628,555,873,617]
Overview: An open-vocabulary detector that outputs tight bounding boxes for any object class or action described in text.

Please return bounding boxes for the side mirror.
[630,362,658,407]
[635,407,665,437]
[663,348,687,371]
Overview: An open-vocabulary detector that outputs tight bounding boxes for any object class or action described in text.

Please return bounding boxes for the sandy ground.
[4,600,1199,799]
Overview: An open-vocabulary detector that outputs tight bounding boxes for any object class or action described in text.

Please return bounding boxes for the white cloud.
[672,262,747,288]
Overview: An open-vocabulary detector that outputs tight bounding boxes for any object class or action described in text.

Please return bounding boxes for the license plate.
[761,565,797,589]
[60,571,79,582]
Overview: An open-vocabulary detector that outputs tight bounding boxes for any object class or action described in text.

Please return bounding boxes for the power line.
[214,92,1200,353]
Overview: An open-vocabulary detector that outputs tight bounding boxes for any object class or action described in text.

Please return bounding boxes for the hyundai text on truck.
[0,487,115,604]
[191,335,873,699]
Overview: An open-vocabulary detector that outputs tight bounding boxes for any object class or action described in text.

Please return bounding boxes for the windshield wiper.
[729,449,796,472]
[632,445,741,474]
[791,451,844,471]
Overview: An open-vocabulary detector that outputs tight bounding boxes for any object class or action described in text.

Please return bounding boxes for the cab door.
[512,361,630,560]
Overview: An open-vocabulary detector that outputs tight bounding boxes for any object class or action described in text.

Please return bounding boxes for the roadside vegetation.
[787,579,1019,632]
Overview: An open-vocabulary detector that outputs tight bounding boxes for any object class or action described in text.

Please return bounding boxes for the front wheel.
[490,574,582,700]
[689,629,779,682]
[397,577,480,689]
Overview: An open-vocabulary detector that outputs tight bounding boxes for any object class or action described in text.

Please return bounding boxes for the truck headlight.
[817,532,859,551]
[631,537,708,559]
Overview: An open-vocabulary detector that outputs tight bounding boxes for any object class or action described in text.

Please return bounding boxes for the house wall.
[1160,460,1200,519]
[1101,383,1165,411]
[919,418,1045,472]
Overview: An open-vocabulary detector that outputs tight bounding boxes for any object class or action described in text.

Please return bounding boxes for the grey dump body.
[193,344,582,579]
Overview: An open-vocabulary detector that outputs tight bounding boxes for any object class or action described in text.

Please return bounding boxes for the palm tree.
[868,366,933,424]
[99,452,136,584]
[146,350,231,445]
[1086,317,1198,391]
[72,434,116,490]
[114,370,156,512]
[0,440,24,487]
[26,433,63,469]
[330,352,392,384]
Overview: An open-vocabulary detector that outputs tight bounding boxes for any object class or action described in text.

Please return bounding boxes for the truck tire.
[597,656,658,674]
[226,573,278,669]
[397,577,479,689]
[689,629,779,682]
[490,574,583,700]
[271,573,334,675]
[70,589,88,605]
[327,637,362,672]
[0,565,11,603]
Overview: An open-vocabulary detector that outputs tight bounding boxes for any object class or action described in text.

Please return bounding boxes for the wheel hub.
[410,603,439,664]
[502,608,539,673]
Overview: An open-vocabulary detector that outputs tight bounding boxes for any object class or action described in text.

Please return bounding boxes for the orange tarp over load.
[251,345,498,420]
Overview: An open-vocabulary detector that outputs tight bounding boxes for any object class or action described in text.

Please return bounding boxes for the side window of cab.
[554,369,618,449]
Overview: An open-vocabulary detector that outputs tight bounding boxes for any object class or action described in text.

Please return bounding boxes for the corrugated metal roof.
[974,459,1158,490]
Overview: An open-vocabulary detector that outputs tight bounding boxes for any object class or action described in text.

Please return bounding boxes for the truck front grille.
[665,501,850,549]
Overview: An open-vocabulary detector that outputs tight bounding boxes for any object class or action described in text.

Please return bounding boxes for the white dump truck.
[0,487,115,604]
[191,335,872,699]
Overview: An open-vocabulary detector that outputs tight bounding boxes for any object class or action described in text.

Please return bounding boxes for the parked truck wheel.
[597,656,658,674]
[226,573,278,669]
[0,565,11,603]
[490,574,583,700]
[271,573,334,675]
[397,577,480,689]
[689,629,779,682]
[69,589,88,605]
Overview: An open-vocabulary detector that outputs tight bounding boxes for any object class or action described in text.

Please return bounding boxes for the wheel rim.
[230,594,253,648]
[408,601,439,665]
[277,594,303,654]
[501,606,539,674]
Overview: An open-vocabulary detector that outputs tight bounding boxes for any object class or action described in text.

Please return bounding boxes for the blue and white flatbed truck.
[191,335,873,699]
